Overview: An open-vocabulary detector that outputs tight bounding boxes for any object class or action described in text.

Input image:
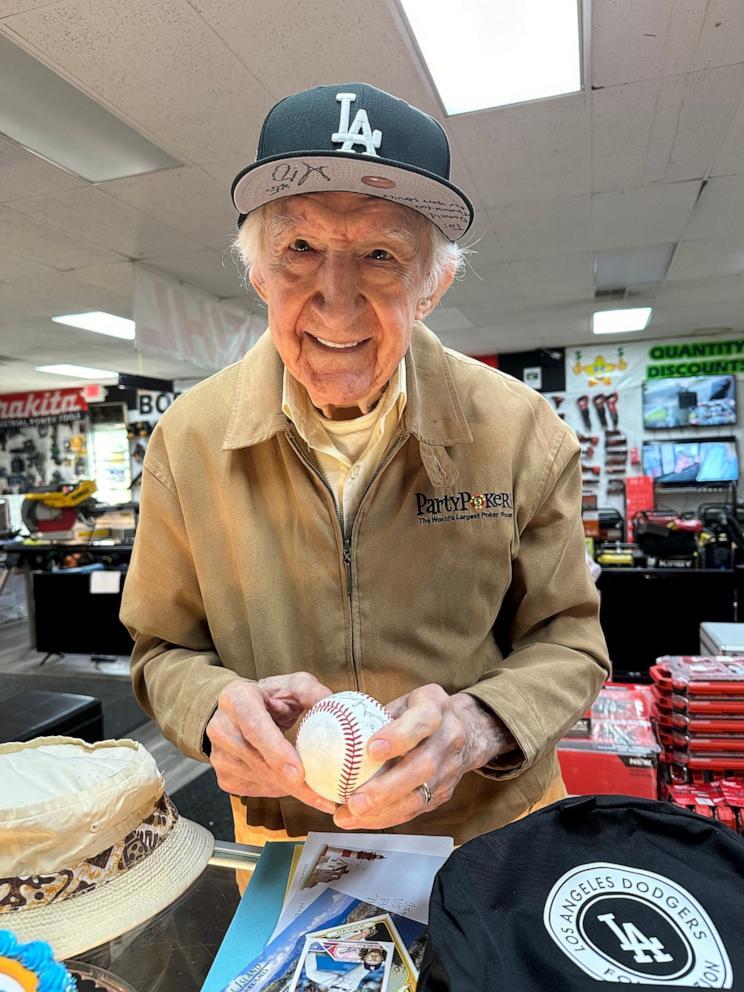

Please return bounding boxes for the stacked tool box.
[651,655,744,834]
[558,683,659,798]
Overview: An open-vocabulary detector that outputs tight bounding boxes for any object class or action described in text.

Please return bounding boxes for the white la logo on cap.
[332,92,381,156]
[543,862,733,986]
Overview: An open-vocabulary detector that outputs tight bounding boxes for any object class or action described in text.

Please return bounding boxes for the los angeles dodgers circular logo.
[543,863,732,986]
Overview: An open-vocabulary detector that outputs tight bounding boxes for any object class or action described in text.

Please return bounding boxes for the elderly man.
[121,83,609,850]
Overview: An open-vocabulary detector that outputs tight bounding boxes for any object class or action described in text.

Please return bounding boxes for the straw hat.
[0,736,214,960]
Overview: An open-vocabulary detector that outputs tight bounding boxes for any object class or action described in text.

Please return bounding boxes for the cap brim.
[232,152,473,241]
[3,816,214,961]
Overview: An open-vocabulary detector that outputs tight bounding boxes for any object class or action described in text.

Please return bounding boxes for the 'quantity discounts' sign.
[646,338,744,378]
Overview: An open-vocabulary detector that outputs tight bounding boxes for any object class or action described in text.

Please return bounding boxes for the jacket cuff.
[462,682,544,781]
[180,671,245,762]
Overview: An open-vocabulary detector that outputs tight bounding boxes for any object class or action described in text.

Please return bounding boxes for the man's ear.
[248,264,268,303]
[415,260,456,320]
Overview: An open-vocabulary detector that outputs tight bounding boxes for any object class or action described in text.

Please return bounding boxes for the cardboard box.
[558,717,659,799]
[557,743,658,799]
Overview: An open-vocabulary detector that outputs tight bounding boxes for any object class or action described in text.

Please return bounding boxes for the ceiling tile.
[711,88,744,177]
[0,204,124,269]
[486,196,590,262]
[447,94,590,209]
[0,1,57,16]
[690,0,744,71]
[592,66,743,192]
[3,0,273,164]
[424,307,473,333]
[71,260,135,297]
[99,167,236,251]
[0,270,131,321]
[591,181,702,250]
[0,247,55,281]
[644,65,744,184]
[510,253,593,300]
[653,273,744,305]
[201,155,252,190]
[443,261,523,308]
[8,186,205,258]
[592,0,744,87]
[592,0,705,87]
[666,240,744,282]
[684,174,744,242]
[185,0,438,115]
[591,78,658,193]
[0,135,89,201]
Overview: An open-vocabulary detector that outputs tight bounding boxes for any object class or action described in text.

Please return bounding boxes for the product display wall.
[539,334,744,517]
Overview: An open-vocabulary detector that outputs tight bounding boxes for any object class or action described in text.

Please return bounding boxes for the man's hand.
[206,673,337,814]
[333,684,519,831]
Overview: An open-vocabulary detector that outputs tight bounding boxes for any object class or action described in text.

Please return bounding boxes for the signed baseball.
[296,690,392,804]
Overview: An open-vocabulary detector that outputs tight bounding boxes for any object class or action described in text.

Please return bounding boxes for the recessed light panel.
[52,312,135,340]
[0,36,180,181]
[399,0,582,115]
[592,308,653,335]
[36,364,118,380]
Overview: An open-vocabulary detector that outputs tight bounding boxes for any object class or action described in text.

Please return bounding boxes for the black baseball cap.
[231,83,474,241]
[420,795,744,990]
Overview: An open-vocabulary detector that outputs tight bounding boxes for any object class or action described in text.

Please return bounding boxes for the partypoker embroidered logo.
[543,862,732,986]
[414,490,512,525]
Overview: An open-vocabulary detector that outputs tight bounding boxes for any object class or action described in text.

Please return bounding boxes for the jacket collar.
[222,323,472,486]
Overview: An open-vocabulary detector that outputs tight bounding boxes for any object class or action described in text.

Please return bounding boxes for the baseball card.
[307,912,420,992]
[289,937,393,992]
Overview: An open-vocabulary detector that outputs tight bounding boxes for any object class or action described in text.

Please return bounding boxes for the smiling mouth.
[307,333,370,351]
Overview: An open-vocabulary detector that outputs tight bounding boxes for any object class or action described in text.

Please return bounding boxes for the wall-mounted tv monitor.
[642,437,739,486]
[642,374,736,429]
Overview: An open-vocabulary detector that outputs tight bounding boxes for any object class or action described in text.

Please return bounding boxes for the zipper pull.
[343,538,352,595]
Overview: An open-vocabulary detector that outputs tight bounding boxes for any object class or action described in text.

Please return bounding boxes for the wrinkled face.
[249,191,451,417]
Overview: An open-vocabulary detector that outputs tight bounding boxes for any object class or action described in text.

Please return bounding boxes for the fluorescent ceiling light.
[594,245,675,290]
[52,311,135,340]
[399,0,582,115]
[36,364,118,380]
[0,36,180,181]
[592,308,653,335]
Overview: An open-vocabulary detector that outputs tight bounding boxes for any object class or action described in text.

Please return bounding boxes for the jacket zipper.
[285,427,407,685]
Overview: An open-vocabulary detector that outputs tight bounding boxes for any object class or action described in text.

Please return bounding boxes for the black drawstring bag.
[420,795,744,990]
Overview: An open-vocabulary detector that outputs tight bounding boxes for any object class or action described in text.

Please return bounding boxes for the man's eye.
[290,239,313,253]
[368,248,393,261]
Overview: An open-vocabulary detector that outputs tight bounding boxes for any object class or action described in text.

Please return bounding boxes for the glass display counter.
[68,842,260,992]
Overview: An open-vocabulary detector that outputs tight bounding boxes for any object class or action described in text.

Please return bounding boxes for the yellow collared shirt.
[282,361,407,534]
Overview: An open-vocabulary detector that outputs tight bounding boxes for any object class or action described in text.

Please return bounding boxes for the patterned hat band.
[0,794,177,915]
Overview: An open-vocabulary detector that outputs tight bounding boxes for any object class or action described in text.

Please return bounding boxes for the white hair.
[233,199,466,304]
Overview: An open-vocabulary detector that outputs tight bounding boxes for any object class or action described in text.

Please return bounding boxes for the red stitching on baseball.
[302,699,365,803]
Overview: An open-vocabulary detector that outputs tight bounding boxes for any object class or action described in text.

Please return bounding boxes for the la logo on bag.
[543,863,732,986]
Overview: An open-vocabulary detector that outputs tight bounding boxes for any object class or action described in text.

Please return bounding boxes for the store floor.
[0,619,234,840]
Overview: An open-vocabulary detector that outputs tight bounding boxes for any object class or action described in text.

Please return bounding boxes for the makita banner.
[133,264,264,370]
[0,388,88,427]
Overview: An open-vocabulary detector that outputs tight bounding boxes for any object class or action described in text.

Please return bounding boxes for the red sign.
[625,476,655,541]
[0,388,88,426]
[472,354,499,369]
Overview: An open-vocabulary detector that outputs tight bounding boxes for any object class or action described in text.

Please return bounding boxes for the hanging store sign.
[646,338,744,378]
[133,264,265,371]
[0,388,88,427]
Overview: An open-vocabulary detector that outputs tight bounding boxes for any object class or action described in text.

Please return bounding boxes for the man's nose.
[312,254,364,326]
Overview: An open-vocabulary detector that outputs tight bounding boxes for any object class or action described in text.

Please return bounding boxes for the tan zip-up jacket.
[121,323,610,844]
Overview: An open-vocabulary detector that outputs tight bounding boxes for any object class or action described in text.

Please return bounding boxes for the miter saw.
[21,481,136,539]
